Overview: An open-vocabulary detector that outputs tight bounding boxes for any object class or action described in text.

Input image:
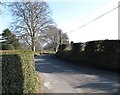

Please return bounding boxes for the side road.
[35,54,119,93]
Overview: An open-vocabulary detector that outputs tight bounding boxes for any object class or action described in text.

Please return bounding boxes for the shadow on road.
[35,54,118,75]
[35,54,119,93]
[74,82,119,93]
[35,54,82,74]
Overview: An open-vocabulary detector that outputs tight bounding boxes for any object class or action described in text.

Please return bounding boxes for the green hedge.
[56,50,119,71]
[1,50,40,93]
[71,43,83,52]
[56,40,119,71]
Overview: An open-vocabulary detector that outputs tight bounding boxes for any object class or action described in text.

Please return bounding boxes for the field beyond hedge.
[0,50,40,93]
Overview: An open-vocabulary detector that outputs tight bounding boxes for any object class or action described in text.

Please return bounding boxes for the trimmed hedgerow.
[71,43,83,52]
[1,50,40,93]
[58,44,68,51]
[56,40,119,71]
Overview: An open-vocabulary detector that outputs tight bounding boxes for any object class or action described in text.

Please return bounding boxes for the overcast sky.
[0,0,119,42]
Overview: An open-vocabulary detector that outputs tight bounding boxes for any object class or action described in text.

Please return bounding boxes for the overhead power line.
[66,5,120,34]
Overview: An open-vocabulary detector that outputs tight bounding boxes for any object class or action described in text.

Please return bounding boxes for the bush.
[58,44,67,51]
[1,50,40,93]
[71,43,83,52]
[2,43,14,50]
[85,41,97,52]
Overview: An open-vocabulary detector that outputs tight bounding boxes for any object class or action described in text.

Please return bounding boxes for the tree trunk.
[32,45,35,52]
[53,47,56,52]
[31,36,36,52]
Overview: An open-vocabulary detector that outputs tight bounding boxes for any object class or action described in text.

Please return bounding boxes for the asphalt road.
[35,54,119,93]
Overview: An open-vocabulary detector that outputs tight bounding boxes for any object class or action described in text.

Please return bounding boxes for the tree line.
[0,1,69,51]
[0,27,69,52]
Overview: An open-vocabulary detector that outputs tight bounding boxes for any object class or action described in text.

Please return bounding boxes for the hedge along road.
[35,54,119,93]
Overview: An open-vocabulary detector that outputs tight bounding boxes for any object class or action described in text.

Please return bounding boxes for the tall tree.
[0,2,2,14]
[1,29,21,50]
[0,2,7,14]
[0,2,3,14]
[42,26,69,52]
[9,1,53,51]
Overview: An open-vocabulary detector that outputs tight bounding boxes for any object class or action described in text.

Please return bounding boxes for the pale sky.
[48,0,119,42]
[0,0,119,42]
[61,0,119,42]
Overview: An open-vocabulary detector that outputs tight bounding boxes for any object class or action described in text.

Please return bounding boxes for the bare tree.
[9,1,53,51]
[0,2,1,14]
[0,2,4,14]
[42,26,69,52]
